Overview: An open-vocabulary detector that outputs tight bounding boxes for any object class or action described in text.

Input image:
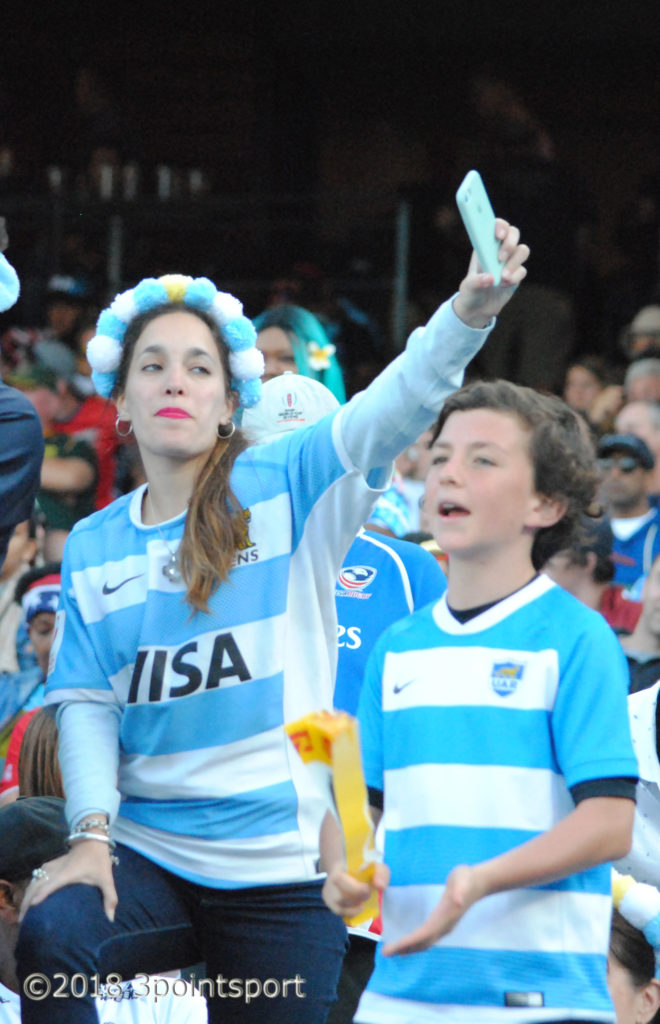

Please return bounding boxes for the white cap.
[242,372,340,445]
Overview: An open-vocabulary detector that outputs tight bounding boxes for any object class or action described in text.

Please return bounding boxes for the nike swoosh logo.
[102,574,144,595]
[393,679,416,694]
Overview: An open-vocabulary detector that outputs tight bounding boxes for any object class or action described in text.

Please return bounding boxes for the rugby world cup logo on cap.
[284,390,297,409]
[491,661,524,697]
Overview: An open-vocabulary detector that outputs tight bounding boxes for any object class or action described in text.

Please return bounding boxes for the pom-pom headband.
[613,869,660,977]
[86,274,263,409]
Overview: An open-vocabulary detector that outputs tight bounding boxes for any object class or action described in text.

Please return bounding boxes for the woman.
[610,872,660,1024]
[254,303,347,402]
[17,226,528,1024]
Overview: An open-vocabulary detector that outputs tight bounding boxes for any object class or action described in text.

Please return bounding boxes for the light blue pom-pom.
[133,279,169,312]
[645,918,660,948]
[96,309,127,342]
[234,377,262,409]
[91,370,116,399]
[184,278,216,311]
[223,316,257,352]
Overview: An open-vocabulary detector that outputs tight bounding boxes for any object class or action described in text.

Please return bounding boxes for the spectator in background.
[621,554,660,694]
[32,338,118,509]
[562,354,616,429]
[0,514,41,677]
[616,400,660,502]
[254,303,347,402]
[543,515,642,635]
[0,219,44,573]
[7,354,97,560]
[264,261,387,398]
[625,359,660,404]
[597,433,660,590]
[393,429,434,533]
[1,274,93,377]
[0,563,60,803]
[619,305,660,362]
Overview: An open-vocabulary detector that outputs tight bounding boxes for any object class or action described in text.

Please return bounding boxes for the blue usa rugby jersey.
[334,529,446,716]
[356,575,637,1021]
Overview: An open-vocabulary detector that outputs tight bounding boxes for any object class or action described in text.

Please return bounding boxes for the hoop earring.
[115,416,133,437]
[217,421,236,440]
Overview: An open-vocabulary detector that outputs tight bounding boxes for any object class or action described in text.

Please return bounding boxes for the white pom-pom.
[109,288,138,322]
[211,292,243,327]
[87,334,123,373]
[229,347,264,381]
[621,884,660,930]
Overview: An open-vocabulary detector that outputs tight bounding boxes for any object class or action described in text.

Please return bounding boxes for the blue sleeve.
[0,383,44,569]
[409,547,447,609]
[357,641,387,794]
[552,613,639,789]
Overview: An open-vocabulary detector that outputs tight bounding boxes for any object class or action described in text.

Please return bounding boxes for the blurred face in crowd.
[597,451,649,516]
[563,364,603,414]
[616,402,660,454]
[46,299,81,339]
[28,611,57,675]
[21,386,60,431]
[256,327,298,381]
[627,374,660,404]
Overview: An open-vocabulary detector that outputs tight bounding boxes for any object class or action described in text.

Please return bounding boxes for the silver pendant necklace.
[146,490,183,584]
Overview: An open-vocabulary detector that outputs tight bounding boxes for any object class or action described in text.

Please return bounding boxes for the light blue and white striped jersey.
[357,574,637,1023]
[47,412,384,887]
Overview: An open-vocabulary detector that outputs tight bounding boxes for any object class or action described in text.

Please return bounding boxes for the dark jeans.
[16,843,347,1024]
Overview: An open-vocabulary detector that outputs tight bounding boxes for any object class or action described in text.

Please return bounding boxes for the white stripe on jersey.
[384,762,574,834]
[381,645,559,713]
[383,884,611,956]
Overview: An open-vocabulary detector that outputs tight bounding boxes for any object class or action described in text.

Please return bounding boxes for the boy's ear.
[528,495,567,529]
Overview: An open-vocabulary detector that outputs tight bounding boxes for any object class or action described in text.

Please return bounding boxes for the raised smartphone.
[455,170,502,285]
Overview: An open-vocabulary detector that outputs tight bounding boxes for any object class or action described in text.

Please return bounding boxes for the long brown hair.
[114,303,249,613]
[18,705,65,799]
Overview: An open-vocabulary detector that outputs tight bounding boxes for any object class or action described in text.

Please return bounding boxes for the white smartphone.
[455,170,502,285]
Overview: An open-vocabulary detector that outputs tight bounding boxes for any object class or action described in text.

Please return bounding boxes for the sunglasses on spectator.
[597,455,643,473]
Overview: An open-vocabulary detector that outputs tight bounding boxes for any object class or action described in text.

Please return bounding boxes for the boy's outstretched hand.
[453,219,529,330]
[381,863,483,957]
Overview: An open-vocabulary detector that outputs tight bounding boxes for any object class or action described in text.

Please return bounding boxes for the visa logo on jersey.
[491,661,524,698]
[127,632,251,703]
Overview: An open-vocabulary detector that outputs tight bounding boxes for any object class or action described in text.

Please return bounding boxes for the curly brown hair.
[430,379,598,570]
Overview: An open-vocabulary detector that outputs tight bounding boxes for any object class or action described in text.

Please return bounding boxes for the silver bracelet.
[71,818,110,835]
[68,832,116,850]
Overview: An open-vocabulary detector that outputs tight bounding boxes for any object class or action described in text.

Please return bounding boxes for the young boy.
[322,380,638,1023]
